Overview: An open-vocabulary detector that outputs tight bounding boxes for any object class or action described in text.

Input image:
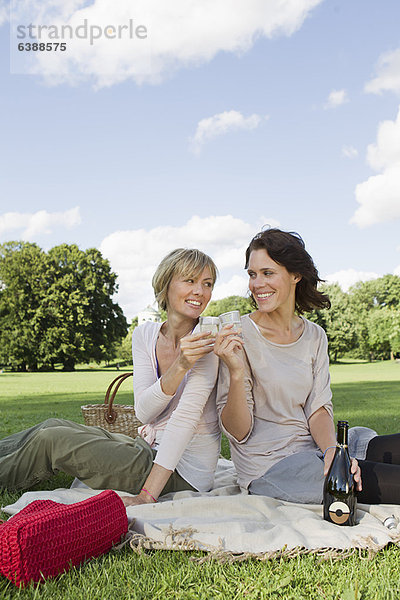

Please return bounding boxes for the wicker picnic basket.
[81,372,142,438]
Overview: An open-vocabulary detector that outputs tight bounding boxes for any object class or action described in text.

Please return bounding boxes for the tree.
[0,242,128,371]
[368,274,400,309]
[366,307,392,360]
[389,309,400,357]
[304,284,356,362]
[366,306,400,360]
[204,295,253,317]
[346,280,375,360]
[40,244,128,370]
[348,275,400,360]
[117,317,138,364]
[0,242,49,370]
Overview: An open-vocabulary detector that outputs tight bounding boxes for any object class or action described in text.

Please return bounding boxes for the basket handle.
[104,372,133,424]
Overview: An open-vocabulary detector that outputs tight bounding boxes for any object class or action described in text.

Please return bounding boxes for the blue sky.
[1,0,400,319]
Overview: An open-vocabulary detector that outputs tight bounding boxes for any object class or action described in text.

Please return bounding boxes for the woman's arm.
[152,347,219,471]
[133,325,215,423]
[305,326,362,489]
[157,331,215,396]
[308,406,337,473]
[122,348,220,506]
[133,324,174,423]
[121,464,172,506]
[214,326,253,442]
[308,406,362,490]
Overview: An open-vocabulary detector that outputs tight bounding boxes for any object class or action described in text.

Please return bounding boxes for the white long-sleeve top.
[132,321,221,492]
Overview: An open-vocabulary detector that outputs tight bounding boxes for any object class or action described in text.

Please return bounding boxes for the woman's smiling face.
[247,249,299,313]
[166,266,214,319]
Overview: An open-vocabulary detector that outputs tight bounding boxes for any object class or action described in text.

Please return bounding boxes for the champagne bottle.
[323,420,357,526]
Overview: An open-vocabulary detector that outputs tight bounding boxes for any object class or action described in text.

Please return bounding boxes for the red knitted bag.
[0,490,128,587]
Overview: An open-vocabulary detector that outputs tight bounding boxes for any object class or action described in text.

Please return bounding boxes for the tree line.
[0,242,127,371]
[307,276,400,362]
[1,240,399,370]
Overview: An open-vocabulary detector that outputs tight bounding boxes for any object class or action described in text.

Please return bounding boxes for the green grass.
[0,367,133,437]
[0,361,400,599]
[330,360,400,435]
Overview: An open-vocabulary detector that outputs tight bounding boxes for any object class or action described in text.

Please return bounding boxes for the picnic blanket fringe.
[117,522,400,564]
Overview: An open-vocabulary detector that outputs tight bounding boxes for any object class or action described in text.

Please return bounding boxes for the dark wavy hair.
[245,228,331,314]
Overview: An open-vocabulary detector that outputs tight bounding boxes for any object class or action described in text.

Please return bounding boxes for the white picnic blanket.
[3,460,400,556]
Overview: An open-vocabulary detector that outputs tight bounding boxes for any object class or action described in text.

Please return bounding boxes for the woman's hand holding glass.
[178,330,216,371]
[199,316,219,337]
[213,323,245,373]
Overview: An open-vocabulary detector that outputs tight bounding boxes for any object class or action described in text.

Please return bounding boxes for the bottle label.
[327,501,351,525]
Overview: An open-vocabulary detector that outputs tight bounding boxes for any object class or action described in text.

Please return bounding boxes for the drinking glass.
[218,311,242,337]
[199,316,219,337]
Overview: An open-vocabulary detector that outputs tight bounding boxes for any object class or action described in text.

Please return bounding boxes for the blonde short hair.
[152,248,218,311]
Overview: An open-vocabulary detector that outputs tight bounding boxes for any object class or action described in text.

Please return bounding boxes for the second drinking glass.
[218,311,242,337]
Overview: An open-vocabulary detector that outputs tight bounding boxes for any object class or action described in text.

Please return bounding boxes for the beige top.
[216,314,333,489]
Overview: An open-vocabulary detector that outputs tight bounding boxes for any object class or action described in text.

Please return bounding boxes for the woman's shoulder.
[301,317,328,343]
[132,321,163,344]
[240,313,256,333]
[241,313,255,325]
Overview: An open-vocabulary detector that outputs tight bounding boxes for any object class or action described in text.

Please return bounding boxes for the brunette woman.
[215,228,400,505]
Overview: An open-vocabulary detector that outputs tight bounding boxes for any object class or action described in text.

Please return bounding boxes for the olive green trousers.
[0,418,195,495]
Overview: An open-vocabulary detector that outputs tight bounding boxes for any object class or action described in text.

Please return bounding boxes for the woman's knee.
[35,427,58,447]
[41,418,71,429]
[35,422,74,448]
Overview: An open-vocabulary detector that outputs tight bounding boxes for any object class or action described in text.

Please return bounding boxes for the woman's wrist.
[228,365,245,380]
[177,355,192,372]
[159,361,187,395]
[139,487,157,503]
[323,445,337,459]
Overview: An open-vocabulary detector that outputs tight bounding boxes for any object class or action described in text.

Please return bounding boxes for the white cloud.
[350,107,400,227]
[213,275,249,300]
[394,265,400,276]
[10,0,323,87]
[325,269,380,292]
[365,48,400,96]
[352,167,400,227]
[324,89,349,109]
[0,207,82,240]
[341,145,358,159]
[212,245,248,270]
[99,214,277,319]
[365,109,400,171]
[190,110,264,154]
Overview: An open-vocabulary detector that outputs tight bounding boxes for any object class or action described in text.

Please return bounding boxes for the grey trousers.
[248,427,378,504]
[0,418,195,495]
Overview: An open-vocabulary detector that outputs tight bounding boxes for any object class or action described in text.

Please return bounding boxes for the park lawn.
[0,361,399,599]
[0,367,134,437]
[330,360,400,435]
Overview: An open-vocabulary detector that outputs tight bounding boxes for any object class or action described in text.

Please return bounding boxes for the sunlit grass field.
[0,360,400,599]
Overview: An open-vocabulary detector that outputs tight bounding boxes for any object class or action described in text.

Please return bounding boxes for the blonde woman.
[0,249,221,505]
[123,248,220,505]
